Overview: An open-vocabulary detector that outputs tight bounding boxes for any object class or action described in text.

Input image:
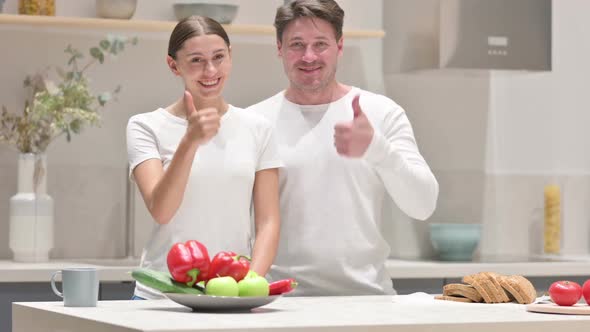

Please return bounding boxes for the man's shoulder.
[231,105,273,129]
[246,90,285,115]
[354,88,403,115]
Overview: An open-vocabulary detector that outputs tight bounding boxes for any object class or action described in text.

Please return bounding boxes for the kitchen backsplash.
[385,170,590,260]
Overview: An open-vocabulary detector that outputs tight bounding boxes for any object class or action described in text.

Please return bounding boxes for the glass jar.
[18,0,55,16]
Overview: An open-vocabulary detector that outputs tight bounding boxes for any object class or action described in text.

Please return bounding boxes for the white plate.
[164,293,281,311]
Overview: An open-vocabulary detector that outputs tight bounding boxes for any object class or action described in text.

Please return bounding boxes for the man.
[247,0,439,296]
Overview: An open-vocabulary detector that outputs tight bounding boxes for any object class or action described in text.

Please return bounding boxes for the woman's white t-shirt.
[126,105,283,299]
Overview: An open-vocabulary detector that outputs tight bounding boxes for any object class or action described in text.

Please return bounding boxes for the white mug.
[50,268,99,307]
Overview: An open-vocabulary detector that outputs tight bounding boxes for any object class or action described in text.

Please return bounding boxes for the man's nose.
[301,45,318,62]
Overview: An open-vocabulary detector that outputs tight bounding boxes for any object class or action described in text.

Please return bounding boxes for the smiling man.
[247,0,439,296]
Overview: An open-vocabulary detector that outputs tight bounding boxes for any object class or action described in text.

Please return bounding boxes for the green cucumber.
[131,268,203,294]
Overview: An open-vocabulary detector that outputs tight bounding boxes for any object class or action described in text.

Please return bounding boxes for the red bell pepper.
[269,278,297,295]
[167,240,210,287]
[208,251,250,281]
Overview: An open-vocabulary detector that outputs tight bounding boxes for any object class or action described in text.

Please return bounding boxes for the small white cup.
[51,268,99,307]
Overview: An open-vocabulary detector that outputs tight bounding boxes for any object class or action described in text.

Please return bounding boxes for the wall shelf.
[0,14,385,39]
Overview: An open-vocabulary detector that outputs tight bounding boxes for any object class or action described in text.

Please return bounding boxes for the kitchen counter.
[12,294,590,332]
[385,257,590,279]
[1,257,589,282]
[0,259,139,283]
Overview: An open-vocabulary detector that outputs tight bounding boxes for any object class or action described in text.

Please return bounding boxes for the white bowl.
[173,3,239,24]
[96,0,137,20]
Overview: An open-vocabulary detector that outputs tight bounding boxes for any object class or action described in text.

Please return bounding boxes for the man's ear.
[337,36,344,57]
[167,55,180,76]
[277,40,283,57]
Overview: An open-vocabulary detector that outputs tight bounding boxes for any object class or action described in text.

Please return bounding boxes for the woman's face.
[169,34,232,102]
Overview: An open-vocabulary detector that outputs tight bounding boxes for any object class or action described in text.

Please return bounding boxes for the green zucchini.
[131,268,203,294]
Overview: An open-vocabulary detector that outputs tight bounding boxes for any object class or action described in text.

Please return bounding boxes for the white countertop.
[12,294,590,332]
[1,256,589,283]
[385,257,590,278]
[0,258,139,282]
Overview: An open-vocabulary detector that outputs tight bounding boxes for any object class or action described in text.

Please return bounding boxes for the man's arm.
[334,94,439,220]
[362,107,439,220]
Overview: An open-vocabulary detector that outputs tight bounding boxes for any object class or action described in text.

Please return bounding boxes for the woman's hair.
[168,16,231,59]
[274,0,344,42]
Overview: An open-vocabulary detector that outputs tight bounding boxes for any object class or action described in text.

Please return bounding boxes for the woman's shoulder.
[128,108,167,125]
[128,108,187,130]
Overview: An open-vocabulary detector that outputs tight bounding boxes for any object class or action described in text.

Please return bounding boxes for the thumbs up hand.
[184,91,220,146]
[333,95,374,158]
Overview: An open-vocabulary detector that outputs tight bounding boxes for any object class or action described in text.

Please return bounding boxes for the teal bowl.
[429,223,481,261]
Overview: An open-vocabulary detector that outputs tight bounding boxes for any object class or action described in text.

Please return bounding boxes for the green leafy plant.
[0,35,138,153]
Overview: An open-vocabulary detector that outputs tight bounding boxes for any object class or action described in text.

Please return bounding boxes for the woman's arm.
[133,135,199,225]
[133,91,220,225]
[249,168,281,276]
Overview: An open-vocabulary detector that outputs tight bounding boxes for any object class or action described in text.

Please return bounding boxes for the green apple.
[205,276,239,297]
[238,276,269,297]
[244,270,259,279]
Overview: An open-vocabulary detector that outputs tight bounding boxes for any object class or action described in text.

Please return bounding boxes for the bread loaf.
[443,283,483,302]
[434,295,474,303]
[498,275,537,304]
[441,272,537,304]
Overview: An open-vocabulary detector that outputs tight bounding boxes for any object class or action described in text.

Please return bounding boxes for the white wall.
[481,0,590,257]
[382,0,590,259]
[488,1,590,175]
[0,0,384,259]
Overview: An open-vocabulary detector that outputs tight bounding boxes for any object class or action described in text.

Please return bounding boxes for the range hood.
[440,0,552,71]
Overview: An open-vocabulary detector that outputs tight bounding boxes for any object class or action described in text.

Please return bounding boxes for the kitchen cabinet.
[0,281,134,332]
[391,278,445,295]
[0,259,137,332]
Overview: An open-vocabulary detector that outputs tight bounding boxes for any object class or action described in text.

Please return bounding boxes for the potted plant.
[0,35,137,262]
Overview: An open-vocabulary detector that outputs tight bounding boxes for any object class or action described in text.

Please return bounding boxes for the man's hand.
[184,91,220,146]
[333,95,374,158]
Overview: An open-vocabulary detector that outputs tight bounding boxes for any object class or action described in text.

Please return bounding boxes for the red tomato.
[548,281,582,306]
[583,280,590,305]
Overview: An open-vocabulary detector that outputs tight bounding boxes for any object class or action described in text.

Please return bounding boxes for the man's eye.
[314,42,329,50]
[290,42,304,48]
[191,58,202,63]
[214,54,225,60]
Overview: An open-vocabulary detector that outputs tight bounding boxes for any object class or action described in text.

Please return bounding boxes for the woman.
[126,16,282,299]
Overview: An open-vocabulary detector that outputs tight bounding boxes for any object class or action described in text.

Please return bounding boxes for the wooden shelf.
[0,14,385,39]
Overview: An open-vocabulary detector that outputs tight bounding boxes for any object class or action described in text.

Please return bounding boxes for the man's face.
[278,17,343,93]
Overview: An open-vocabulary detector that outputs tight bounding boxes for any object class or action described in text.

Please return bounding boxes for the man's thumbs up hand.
[333,95,374,158]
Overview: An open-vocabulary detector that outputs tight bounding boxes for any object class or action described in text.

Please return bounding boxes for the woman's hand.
[184,91,220,146]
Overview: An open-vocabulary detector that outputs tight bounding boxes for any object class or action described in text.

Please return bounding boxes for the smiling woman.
[126,15,283,300]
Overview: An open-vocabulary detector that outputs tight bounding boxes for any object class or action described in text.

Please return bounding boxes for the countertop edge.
[1,258,589,283]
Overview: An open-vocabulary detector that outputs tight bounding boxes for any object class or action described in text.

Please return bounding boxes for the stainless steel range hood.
[440,0,552,71]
